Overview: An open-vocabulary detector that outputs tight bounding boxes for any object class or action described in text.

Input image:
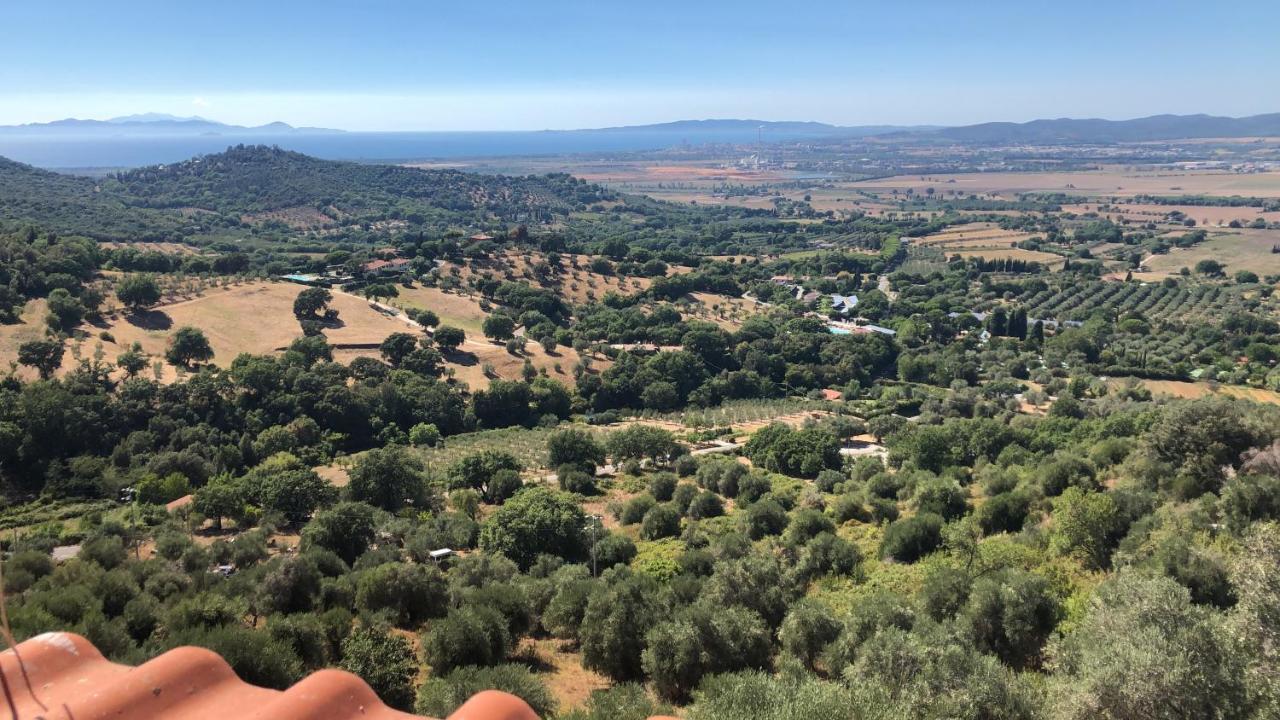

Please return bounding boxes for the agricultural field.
[1021,277,1249,323]
[850,167,1280,198]
[912,222,1062,266]
[98,241,209,255]
[240,205,339,229]
[632,398,835,433]
[1136,228,1280,279]
[1065,202,1280,227]
[3,281,412,381]
[387,285,492,335]
[1107,378,1280,405]
[425,337,604,390]
[0,299,52,375]
[410,425,579,474]
[0,277,608,388]
[433,249,653,305]
[681,291,761,329]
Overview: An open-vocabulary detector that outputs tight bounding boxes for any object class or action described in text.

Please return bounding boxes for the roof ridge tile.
[0,631,542,720]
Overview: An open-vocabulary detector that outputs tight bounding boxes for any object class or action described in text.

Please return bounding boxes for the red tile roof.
[1,632,538,720]
[362,258,413,273]
[165,494,195,512]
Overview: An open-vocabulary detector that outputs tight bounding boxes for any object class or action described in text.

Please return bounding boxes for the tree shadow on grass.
[508,644,556,674]
[125,309,173,330]
[443,349,478,366]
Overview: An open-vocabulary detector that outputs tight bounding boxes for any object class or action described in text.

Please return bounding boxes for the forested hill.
[0,156,189,241]
[111,145,614,217]
[0,145,619,241]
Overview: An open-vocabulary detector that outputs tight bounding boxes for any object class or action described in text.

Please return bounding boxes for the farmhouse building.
[361,257,413,277]
[829,293,859,315]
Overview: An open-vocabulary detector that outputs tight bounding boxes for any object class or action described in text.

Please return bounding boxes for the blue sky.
[0,0,1275,130]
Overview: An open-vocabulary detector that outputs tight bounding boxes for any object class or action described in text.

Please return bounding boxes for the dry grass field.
[682,291,761,329]
[419,337,604,390]
[97,241,208,255]
[913,222,1063,266]
[0,280,609,389]
[851,168,1280,198]
[240,205,337,229]
[1136,228,1280,279]
[0,300,53,378]
[78,282,409,381]
[388,285,491,335]
[573,162,793,185]
[1065,202,1280,227]
[1109,378,1280,405]
[516,638,611,712]
[432,250,653,305]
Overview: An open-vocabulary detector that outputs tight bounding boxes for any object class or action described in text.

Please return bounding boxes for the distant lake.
[0,127,835,169]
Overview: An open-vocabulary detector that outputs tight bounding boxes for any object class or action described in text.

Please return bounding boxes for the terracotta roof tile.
[0,632,539,720]
[166,494,195,512]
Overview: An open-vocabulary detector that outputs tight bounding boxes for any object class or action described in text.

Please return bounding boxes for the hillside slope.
[111,145,615,217]
[0,145,619,240]
[938,112,1280,143]
[0,156,188,241]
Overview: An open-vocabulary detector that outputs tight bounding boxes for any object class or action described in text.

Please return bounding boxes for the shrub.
[976,491,1032,535]
[783,508,835,547]
[478,487,587,569]
[1039,456,1097,497]
[416,665,555,719]
[831,493,869,523]
[648,472,677,501]
[744,498,788,540]
[547,428,606,473]
[913,479,967,520]
[686,491,724,520]
[641,504,682,540]
[486,470,524,504]
[422,606,511,674]
[815,469,845,493]
[557,683,672,720]
[591,532,637,571]
[166,625,301,691]
[960,569,1060,669]
[642,604,771,702]
[346,446,429,512]
[355,562,448,627]
[302,502,379,565]
[879,513,944,563]
[409,423,441,447]
[558,466,598,495]
[618,494,656,525]
[340,626,417,711]
[671,483,698,514]
[580,568,660,681]
[779,599,842,670]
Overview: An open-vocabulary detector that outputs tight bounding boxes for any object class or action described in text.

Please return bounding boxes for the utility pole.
[586,514,603,576]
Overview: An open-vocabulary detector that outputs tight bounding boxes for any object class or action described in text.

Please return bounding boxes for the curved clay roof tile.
[0,631,540,720]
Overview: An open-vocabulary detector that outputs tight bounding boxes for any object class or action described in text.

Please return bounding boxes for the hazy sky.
[1,0,1275,130]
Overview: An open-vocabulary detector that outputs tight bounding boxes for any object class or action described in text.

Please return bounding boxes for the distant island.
[0,114,342,137]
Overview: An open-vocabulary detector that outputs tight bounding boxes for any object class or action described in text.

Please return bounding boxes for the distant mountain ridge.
[933,113,1280,144]
[577,114,1280,143]
[0,115,341,137]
